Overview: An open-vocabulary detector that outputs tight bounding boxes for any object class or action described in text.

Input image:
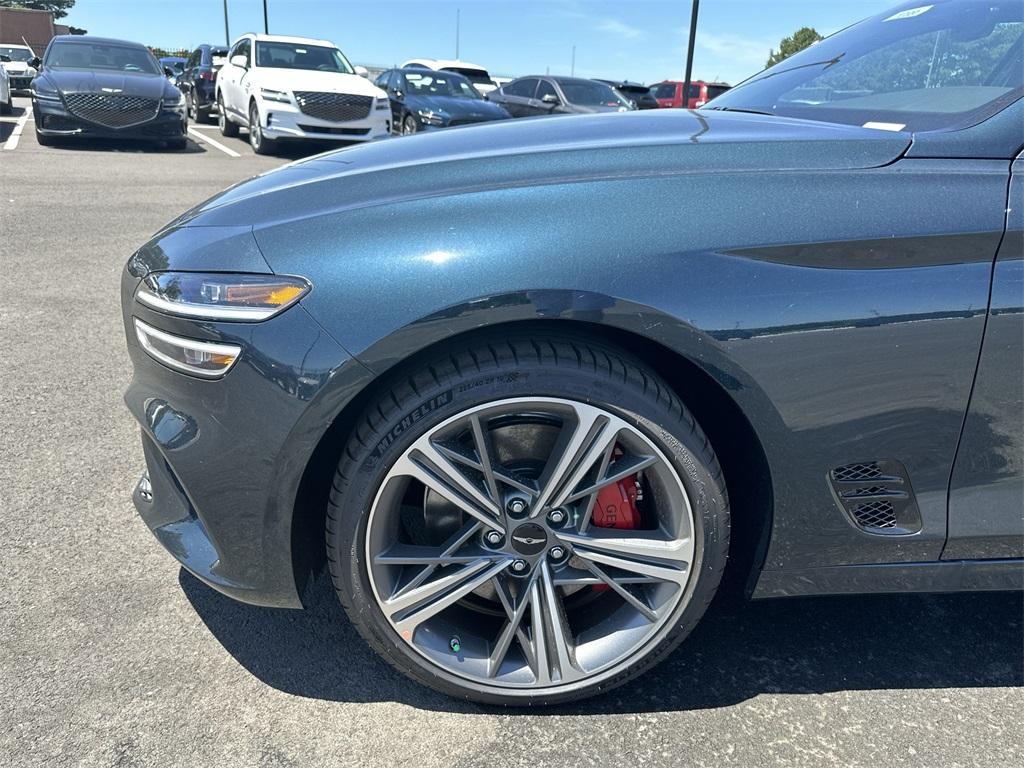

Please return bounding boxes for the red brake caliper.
[590,446,641,590]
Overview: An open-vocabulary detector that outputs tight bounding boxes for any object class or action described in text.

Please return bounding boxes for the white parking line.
[3,111,30,151]
[187,126,240,157]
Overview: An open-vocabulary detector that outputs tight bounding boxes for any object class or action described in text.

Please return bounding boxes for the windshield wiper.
[702,106,775,116]
[748,53,846,83]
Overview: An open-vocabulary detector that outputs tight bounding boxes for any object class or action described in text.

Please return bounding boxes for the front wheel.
[217,93,238,137]
[0,96,10,116]
[401,114,418,135]
[327,334,729,705]
[248,101,276,155]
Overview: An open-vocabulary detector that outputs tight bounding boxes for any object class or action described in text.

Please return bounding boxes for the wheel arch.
[289,316,774,604]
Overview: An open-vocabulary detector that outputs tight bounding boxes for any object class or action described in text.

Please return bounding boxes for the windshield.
[255,42,354,74]
[0,46,32,62]
[560,80,630,107]
[653,83,676,99]
[405,71,482,99]
[706,0,1023,132]
[443,66,492,87]
[45,42,160,75]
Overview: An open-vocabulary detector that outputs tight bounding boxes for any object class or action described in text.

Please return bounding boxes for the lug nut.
[484,530,503,547]
[547,508,567,526]
[510,559,529,574]
[506,498,528,517]
[549,546,567,561]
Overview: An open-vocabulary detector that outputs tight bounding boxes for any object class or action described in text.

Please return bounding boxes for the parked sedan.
[31,36,188,148]
[489,75,633,117]
[121,0,1022,707]
[176,44,228,123]
[596,79,659,110]
[0,43,37,90]
[374,67,511,134]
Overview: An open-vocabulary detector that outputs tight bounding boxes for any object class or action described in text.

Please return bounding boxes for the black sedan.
[374,67,511,134]
[175,44,228,124]
[596,79,659,110]
[120,0,1022,706]
[30,36,188,149]
[488,75,634,117]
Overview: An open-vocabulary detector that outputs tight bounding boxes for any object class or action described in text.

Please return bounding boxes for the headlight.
[25,67,37,77]
[260,88,291,103]
[162,91,185,108]
[416,109,446,126]
[32,86,60,102]
[134,318,240,378]
[135,272,311,322]
[375,97,390,110]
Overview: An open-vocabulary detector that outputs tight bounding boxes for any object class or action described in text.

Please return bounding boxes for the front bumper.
[121,231,357,608]
[259,98,390,142]
[34,97,187,140]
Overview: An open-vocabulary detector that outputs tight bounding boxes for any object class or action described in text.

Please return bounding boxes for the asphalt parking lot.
[2,93,1022,767]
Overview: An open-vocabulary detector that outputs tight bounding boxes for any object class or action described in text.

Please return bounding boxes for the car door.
[501,78,539,117]
[532,79,563,116]
[221,38,249,117]
[944,152,1024,560]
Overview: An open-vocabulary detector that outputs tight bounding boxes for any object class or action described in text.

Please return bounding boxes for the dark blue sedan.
[121,0,1022,706]
[374,67,511,134]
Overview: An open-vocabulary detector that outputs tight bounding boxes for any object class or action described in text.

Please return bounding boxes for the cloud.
[695,30,773,68]
[595,18,644,41]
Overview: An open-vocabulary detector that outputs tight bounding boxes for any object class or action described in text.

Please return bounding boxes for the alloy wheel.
[365,397,696,692]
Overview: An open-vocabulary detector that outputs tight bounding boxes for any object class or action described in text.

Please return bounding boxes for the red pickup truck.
[651,80,731,109]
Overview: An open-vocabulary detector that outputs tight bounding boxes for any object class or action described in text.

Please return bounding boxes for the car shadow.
[0,102,29,142]
[179,568,1023,714]
[38,135,205,153]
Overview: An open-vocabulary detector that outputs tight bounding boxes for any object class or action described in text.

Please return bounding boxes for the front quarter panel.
[255,156,1008,574]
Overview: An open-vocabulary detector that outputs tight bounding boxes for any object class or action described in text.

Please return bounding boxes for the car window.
[254,41,354,74]
[653,83,677,100]
[374,71,390,89]
[536,80,559,102]
[405,71,483,99]
[707,0,1024,132]
[0,46,33,62]
[504,78,538,98]
[706,85,730,101]
[45,42,160,75]
[229,38,251,65]
[558,80,630,107]
[442,66,493,88]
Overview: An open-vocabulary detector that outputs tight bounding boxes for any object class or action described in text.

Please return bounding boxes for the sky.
[65,0,897,86]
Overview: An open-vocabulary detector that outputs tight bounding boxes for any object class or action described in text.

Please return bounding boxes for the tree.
[766,27,824,68]
[0,1,77,20]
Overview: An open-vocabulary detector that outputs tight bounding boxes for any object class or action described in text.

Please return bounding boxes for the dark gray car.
[488,75,633,117]
[120,0,1022,707]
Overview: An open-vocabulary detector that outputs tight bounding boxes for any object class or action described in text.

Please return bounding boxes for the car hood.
[171,109,911,229]
[41,68,169,98]
[406,94,508,118]
[255,68,384,98]
[3,61,31,74]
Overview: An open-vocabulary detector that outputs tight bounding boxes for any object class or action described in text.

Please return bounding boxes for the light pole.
[223,0,230,45]
[570,44,575,76]
[263,0,269,34]
[682,0,699,108]
[455,8,460,59]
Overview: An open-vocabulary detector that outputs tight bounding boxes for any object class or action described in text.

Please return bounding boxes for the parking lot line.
[3,110,30,151]
[187,126,241,158]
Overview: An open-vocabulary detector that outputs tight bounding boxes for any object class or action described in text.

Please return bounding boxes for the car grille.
[293,92,372,122]
[63,93,160,129]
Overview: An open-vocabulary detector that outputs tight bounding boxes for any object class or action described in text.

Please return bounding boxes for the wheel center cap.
[510,523,548,556]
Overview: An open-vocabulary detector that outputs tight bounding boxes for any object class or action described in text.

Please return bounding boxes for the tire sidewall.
[329,352,727,705]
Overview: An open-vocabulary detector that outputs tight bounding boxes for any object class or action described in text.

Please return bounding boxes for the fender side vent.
[829,460,921,535]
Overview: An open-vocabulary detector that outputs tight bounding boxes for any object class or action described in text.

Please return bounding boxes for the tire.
[401,114,418,135]
[217,93,238,137]
[186,90,198,122]
[0,97,10,116]
[327,333,729,706]
[248,101,276,155]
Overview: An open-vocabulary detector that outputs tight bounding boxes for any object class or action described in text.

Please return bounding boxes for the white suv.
[217,34,390,154]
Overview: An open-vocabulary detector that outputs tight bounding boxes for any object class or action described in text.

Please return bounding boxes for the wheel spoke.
[581,561,659,622]
[488,573,538,678]
[394,441,505,532]
[386,557,511,637]
[533,404,619,515]
[529,561,583,684]
[556,531,691,586]
[565,453,658,505]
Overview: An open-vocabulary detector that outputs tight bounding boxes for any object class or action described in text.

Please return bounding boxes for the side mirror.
[392,88,404,100]
[542,93,560,105]
[163,66,175,78]
[229,54,248,69]
[354,65,369,78]
[28,56,42,69]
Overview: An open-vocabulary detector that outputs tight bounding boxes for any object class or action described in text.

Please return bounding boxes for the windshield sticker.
[863,121,907,132]
[883,5,933,21]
